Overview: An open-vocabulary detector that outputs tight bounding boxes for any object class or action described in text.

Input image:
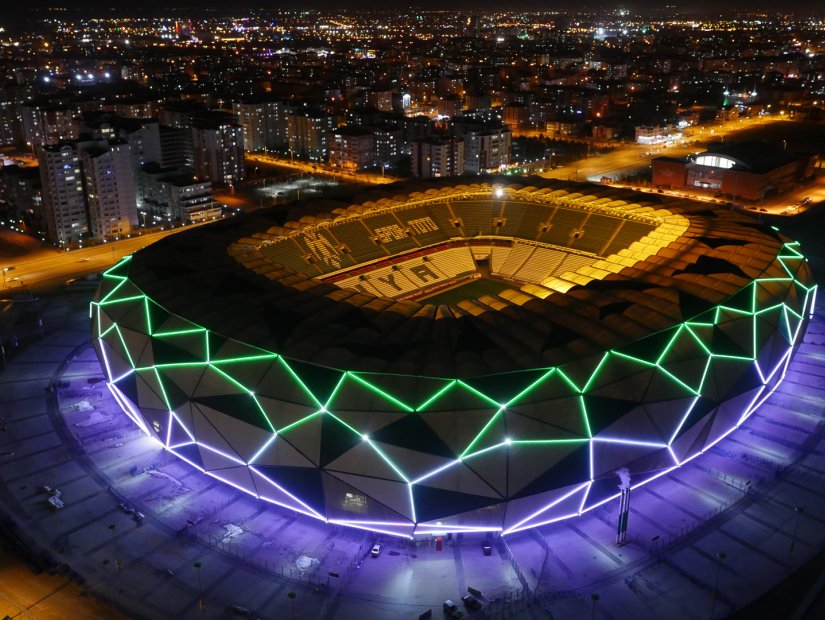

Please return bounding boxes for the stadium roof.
[127,177,793,378]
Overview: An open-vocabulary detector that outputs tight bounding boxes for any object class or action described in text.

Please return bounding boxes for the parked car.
[443,600,464,618]
[461,594,482,611]
[371,544,382,558]
[481,540,492,556]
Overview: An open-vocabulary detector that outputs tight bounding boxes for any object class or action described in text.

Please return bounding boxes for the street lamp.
[108,524,122,592]
[789,506,804,563]
[193,561,205,617]
[710,551,726,620]
[590,593,599,620]
[288,591,297,620]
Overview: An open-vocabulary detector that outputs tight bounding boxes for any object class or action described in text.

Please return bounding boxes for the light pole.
[108,524,122,592]
[193,561,205,618]
[710,551,726,620]
[789,506,804,563]
[590,593,599,620]
[288,591,296,620]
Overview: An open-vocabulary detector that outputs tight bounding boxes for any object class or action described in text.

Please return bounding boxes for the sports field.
[421,277,514,305]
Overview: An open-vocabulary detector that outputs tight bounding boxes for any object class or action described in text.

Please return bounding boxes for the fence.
[500,537,532,597]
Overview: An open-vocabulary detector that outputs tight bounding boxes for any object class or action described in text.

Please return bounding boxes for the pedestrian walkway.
[1,285,824,619]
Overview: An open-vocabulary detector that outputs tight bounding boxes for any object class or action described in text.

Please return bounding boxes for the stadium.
[90,177,816,538]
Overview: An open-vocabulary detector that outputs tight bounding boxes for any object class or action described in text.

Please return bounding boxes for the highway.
[0,220,218,294]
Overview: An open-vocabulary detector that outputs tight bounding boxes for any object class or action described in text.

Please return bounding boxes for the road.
[538,115,786,182]
[0,219,220,294]
[245,153,399,185]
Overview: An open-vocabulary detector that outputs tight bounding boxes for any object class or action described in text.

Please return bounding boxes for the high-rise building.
[463,127,511,174]
[373,125,404,168]
[0,88,18,146]
[80,140,138,240]
[38,143,88,245]
[159,126,194,171]
[191,112,245,186]
[233,100,290,153]
[287,110,336,161]
[138,163,218,224]
[328,127,374,170]
[22,104,78,147]
[411,137,464,178]
[0,165,43,233]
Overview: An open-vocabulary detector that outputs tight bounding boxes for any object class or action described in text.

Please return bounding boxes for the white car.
[370,544,382,557]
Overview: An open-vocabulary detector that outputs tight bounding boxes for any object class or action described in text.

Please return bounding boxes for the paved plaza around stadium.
[1,281,825,619]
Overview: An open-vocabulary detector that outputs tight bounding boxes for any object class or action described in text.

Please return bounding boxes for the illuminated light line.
[504,512,581,536]
[247,434,278,465]
[578,395,592,439]
[416,380,457,411]
[143,296,152,335]
[348,373,414,412]
[329,519,414,528]
[276,410,324,435]
[208,363,254,396]
[92,237,815,536]
[611,350,657,368]
[363,437,409,483]
[98,294,147,307]
[97,336,115,379]
[588,438,594,481]
[667,445,679,466]
[111,368,135,385]
[509,438,589,446]
[683,324,712,356]
[99,277,128,304]
[555,368,581,392]
[249,393,277,433]
[328,520,412,539]
[324,374,347,410]
[208,353,279,364]
[114,325,136,368]
[165,411,173,446]
[505,482,591,533]
[169,410,197,443]
[407,483,417,523]
[410,459,462,485]
[654,324,686,366]
[324,411,362,438]
[764,346,793,384]
[107,382,151,436]
[196,442,248,467]
[248,466,326,519]
[667,395,701,446]
[696,356,714,394]
[454,380,502,408]
[577,480,593,514]
[581,352,611,393]
[735,383,768,427]
[277,357,323,409]
[460,407,505,458]
[809,285,818,318]
[592,437,668,448]
[152,328,207,338]
[504,368,556,408]
[152,367,172,411]
[416,524,502,532]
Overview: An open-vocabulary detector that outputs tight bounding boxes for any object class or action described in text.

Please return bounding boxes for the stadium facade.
[91,178,816,537]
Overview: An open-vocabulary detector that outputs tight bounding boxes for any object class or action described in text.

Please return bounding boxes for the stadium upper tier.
[120,178,804,377]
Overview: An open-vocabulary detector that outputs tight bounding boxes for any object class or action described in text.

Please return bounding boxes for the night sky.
[7,0,825,13]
